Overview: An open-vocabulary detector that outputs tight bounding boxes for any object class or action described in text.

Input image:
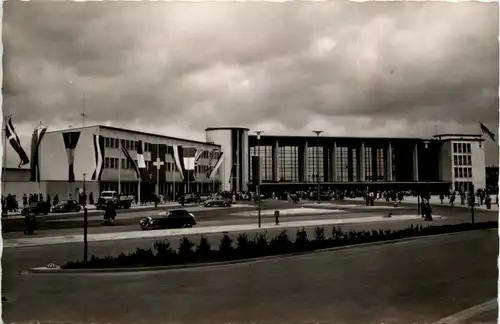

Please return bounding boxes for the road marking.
[233,208,345,217]
[50,204,250,222]
[3,215,442,248]
[433,299,497,324]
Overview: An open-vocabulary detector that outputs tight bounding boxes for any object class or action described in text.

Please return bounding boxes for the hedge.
[63,221,498,269]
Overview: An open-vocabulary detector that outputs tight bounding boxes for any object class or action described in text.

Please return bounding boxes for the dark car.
[51,200,81,213]
[204,198,231,207]
[140,209,196,230]
[181,194,198,204]
[21,201,50,216]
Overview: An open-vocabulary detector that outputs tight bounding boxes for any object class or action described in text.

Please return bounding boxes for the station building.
[12,125,486,200]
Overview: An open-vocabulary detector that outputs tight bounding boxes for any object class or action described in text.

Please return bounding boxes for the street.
[2,199,498,323]
[2,230,497,323]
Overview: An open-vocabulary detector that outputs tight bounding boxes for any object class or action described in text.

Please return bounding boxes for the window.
[364,147,373,181]
[105,157,110,168]
[468,168,472,178]
[121,159,125,169]
[453,143,458,153]
[458,168,463,178]
[454,156,458,165]
[110,158,115,168]
[307,146,324,182]
[351,148,357,181]
[375,148,385,181]
[458,156,463,166]
[250,146,273,182]
[467,143,471,153]
[279,146,299,182]
[467,156,472,166]
[454,167,459,178]
[336,146,349,182]
[458,143,462,154]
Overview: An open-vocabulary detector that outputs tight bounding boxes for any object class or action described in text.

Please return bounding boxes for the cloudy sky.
[3,1,499,166]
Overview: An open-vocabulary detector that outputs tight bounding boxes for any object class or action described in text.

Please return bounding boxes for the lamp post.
[82,172,88,264]
[313,131,323,204]
[423,141,430,202]
[255,130,263,228]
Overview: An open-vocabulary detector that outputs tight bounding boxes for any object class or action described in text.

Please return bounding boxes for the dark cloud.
[3,1,499,166]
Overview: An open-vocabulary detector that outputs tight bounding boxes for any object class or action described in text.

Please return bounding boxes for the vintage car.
[204,198,232,208]
[21,201,51,216]
[140,209,196,230]
[51,200,82,213]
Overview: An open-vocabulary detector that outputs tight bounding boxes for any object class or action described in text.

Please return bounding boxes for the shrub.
[295,227,310,251]
[196,236,212,262]
[269,230,292,255]
[254,232,268,256]
[154,240,176,265]
[219,233,234,260]
[235,233,254,259]
[178,236,195,263]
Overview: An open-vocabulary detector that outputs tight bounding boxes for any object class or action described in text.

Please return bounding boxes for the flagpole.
[2,115,9,200]
[37,121,42,196]
[118,139,121,195]
[173,157,176,202]
[156,138,159,197]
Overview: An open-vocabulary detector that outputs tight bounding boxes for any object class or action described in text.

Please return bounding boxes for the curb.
[3,203,256,223]
[25,227,496,275]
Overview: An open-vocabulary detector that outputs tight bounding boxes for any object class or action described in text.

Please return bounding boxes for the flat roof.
[46,125,220,147]
[247,134,430,141]
[205,127,250,131]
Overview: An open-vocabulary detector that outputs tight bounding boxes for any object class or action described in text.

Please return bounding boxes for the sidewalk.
[345,195,499,212]
[3,214,444,248]
[2,202,199,221]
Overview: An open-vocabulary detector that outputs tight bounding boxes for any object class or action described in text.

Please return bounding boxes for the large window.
[351,148,357,181]
[250,146,273,182]
[279,146,299,182]
[336,147,348,182]
[307,146,324,182]
[376,148,385,181]
[364,147,373,181]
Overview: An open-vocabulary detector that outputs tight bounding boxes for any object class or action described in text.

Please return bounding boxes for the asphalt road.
[3,230,497,323]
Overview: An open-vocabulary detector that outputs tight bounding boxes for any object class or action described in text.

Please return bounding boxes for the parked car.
[204,198,231,207]
[51,200,81,213]
[21,201,50,216]
[95,191,134,210]
[140,209,196,230]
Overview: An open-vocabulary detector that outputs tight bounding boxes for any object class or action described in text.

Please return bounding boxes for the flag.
[136,140,149,182]
[5,117,29,167]
[208,151,224,180]
[151,143,167,183]
[29,125,47,182]
[91,134,105,181]
[480,122,495,141]
[121,140,140,179]
[62,131,81,182]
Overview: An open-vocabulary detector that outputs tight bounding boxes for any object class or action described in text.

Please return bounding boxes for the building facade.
[38,125,222,200]
[22,125,487,200]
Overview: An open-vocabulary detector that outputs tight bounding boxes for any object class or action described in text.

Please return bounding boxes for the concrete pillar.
[302,141,309,182]
[331,142,337,182]
[359,142,366,182]
[386,142,393,181]
[413,143,419,182]
[272,139,279,181]
[236,130,240,192]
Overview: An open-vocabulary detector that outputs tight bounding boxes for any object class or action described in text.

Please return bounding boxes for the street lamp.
[313,131,323,204]
[82,172,88,264]
[83,173,86,206]
[423,141,430,202]
[255,130,263,228]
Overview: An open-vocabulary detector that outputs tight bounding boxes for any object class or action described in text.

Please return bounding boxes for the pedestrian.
[53,194,59,206]
[22,194,28,208]
[47,194,51,207]
[89,192,94,205]
[439,193,444,204]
